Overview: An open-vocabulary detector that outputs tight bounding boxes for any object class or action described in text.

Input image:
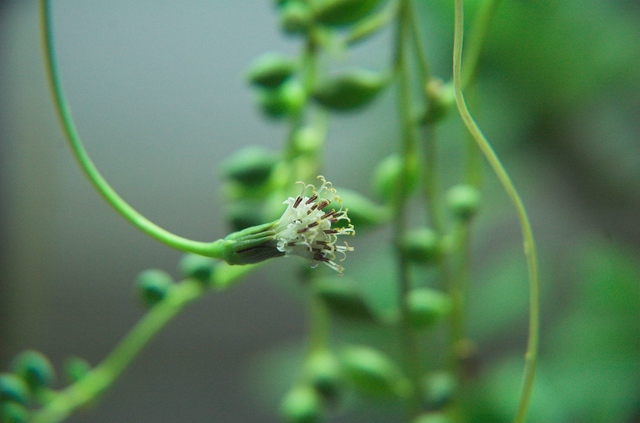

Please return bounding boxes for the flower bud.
[314,278,378,322]
[372,154,418,204]
[303,351,343,403]
[406,288,451,329]
[247,53,296,88]
[279,1,312,35]
[256,80,306,118]
[0,373,30,405]
[313,69,388,111]
[0,402,29,423]
[135,269,173,307]
[10,350,55,391]
[446,184,481,221]
[179,254,216,284]
[399,227,440,264]
[314,0,384,27]
[64,357,92,384]
[280,385,322,423]
[221,147,278,188]
[339,345,409,397]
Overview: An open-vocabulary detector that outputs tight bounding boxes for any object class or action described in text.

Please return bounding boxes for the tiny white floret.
[272,176,355,274]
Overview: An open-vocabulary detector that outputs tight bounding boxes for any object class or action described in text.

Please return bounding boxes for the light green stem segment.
[30,279,204,423]
[40,0,225,257]
[452,1,540,423]
[29,261,260,423]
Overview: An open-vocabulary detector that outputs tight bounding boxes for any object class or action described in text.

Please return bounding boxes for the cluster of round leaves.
[0,350,90,423]
[247,0,391,121]
[280,344,458,423]
[277,273,456,422]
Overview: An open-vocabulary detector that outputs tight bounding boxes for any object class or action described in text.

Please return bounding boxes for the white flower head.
[272,176,355,275]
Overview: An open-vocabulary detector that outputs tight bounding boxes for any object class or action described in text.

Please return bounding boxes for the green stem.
[31,279,206,423]
[452,2,540,423]
[407,0,432,85]
[40,0,224,257]
[395,1,423,419]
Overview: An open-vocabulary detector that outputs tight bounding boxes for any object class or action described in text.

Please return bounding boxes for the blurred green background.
[0,1,638,422]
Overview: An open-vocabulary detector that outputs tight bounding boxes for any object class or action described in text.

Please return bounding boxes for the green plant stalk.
[448,220,471,368]
[395,1,424,419]
[30,279,205,423]
[30,261,260,423]
[40,0,225,258]
[452,1,540,422]
[407,0,432,87]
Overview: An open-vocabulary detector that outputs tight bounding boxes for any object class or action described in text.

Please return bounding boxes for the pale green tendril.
[452,1,540,422]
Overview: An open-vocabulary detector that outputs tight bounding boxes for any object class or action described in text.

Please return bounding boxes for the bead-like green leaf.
[246,53,296,88]
[315,278,378,323]
[339,345,410,397]
[10,350,55,391]
[314,0,385,27]
[313,69,388,111]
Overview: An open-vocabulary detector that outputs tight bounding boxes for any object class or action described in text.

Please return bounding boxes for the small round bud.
[279,1,312,35]
[372,154,418,204]
[313,69,388,111]
[421,371,456,410]
[0,373,30,405]
[256,80,305,119]
[400,227,440,264]
[422,79,455,124]
[406,288,451,329]
[446,184,481,221]
[63,357,92,384]
[134,269,173,307]
[246,53,296,88]
[314,0,383,27]
[179,254,216,284]
[10,350,55,391]
[412,412,452,423]
[0,402,29,423]
[221,147,278,188]
[280,385,322,423]
[303,351,343,403]
[339,345,409,398]
[315,278,377,322]
[291,126,322,157]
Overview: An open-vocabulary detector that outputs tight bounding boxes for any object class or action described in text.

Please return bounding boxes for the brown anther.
[321,210,335,219]
[305,195,318,205]
[307,221,319,228]
[293,196,303,208]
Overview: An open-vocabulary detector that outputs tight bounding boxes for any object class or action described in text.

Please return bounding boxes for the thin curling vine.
[40,0,354,275]
[452,1,540,422]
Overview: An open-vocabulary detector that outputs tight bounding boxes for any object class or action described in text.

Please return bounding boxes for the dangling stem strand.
[452,1,540,423]
[40,0,224,257]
